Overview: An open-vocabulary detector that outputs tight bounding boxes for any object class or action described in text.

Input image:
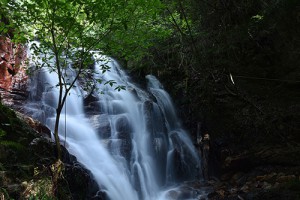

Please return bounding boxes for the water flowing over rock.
[89,114,111,138]
[24,47,202,200]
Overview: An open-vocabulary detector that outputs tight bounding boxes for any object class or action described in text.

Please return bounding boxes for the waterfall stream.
[25,48,202,200]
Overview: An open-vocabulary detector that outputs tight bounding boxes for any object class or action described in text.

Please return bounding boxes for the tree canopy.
[1,0,176,163]
[2,0,171,62]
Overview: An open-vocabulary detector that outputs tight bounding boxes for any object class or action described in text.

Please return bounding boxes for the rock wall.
[0,36,28,105]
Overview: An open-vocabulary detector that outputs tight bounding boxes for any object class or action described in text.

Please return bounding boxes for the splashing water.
[26,46,202,200]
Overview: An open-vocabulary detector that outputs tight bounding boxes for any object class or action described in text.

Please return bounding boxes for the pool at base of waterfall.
[158,181,213,200]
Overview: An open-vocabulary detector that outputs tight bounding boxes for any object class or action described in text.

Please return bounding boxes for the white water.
[26,47,201,200]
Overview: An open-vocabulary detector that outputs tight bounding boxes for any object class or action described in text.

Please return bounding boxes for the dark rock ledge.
[0,102,104,199]
[205,145,300,200]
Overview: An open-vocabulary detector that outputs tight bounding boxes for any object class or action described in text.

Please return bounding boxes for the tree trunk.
[54,107,62,160]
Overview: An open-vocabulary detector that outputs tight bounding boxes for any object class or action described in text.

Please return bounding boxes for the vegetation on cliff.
[128,0,299,151]
[0,101,100,199]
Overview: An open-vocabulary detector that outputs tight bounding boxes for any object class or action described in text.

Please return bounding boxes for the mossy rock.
[0,102,101,199]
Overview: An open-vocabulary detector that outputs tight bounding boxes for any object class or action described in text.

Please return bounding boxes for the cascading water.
[25,46,202,200]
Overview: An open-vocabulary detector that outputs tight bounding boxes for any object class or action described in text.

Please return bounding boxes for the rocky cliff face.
[0,36,28,105]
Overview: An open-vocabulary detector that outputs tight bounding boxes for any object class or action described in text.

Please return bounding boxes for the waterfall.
[25,46,202,200]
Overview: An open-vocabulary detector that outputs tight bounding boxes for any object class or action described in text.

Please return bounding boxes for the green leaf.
[114,85,126,91]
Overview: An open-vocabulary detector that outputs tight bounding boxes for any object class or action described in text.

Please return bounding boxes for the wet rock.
[42,91,57,108]
[143,100,153,130]
[107,138,132,163]
[128,87,139,100]
[115,115,132,136]
[29,137,102,199]
[84,93,98,105]
[169,131,199,181]
[110,100,126,114]
[84,94,102,115]
[177,187,197,199]
[85,101,102,115]
[90,114,111,139]
[63,162,102,200]
[113,115,133,161]
[151,136,168,179]
[121,138,132,161]
[132,164,142,199]
[166,190,179,199]
[143,100,166,136]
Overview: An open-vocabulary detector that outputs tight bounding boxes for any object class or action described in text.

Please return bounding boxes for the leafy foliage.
[2,0,172,161]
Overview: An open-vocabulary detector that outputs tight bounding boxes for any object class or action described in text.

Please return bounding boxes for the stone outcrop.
[90,114,111,139]
[0,102,103,199]
[0,36,27,105]
[206,145,300,199]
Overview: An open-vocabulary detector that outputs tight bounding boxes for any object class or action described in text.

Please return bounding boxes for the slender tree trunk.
[54,106,62,160]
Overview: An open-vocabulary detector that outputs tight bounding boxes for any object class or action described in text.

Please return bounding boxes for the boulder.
[115,115,132,137]
[30,137,103,200]
[115,115,133,161]
[120,138,132,162]
[169,131,200,181]
[16,111,51,137]
[89,114,111,139]
[83,94,102,115]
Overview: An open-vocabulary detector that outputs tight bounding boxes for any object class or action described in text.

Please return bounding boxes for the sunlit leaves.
[4,0,172,92]
[5,0,171,65]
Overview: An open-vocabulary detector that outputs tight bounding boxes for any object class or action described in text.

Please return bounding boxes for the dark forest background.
[129,0,300,152]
